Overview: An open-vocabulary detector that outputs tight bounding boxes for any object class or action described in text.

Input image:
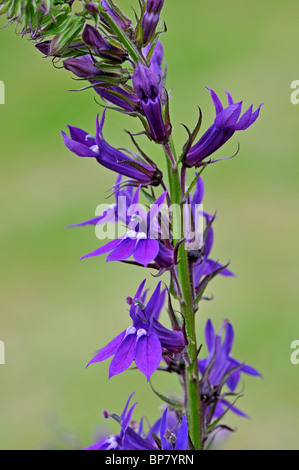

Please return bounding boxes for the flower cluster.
[1,0,263,451]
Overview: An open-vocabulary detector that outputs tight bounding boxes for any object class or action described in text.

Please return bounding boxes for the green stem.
[163,142,202,450]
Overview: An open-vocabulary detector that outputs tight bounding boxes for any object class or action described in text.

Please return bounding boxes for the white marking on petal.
[136,232,147,240]
[127,230,137,239]
[137,328,147,338]
[126,326,137,336]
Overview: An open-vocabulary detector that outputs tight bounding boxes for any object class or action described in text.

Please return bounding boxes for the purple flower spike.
[61,110,162,186]
[142,0,165,45]
[185,88,263,167]
[133,62,168,143]
[87,280,185,380]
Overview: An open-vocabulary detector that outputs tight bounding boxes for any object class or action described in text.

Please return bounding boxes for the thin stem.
[163,142,202,450]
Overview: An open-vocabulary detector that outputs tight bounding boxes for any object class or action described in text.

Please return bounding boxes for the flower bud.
[133,62,167,143]
[83,24,127,63]
[142,0,165,45]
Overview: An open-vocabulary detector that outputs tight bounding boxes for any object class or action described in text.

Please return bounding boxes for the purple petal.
[233,105,253,130]
[225,90,234,106]
[144,281,162,322]
[87,330,126,367]
[175,416,189,450]
[135,332,162,381]
[106,238,136,262]
[206,87,223,115]
[242,104,263,130]
[133,239,159,266]
[80,238,122,260]
[61,131,99,158]
[109,333,137,378]
[221,399,249,419]
[223,323,234,356]
[215,102,243,129]
[120,392,136,421]
[205,319,216,353]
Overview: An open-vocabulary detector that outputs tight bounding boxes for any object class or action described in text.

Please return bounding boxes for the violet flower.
[185,88,262,167]
[83,393,138,450]
[133,62,168,143]
[61,110,163,186]
[199,319,261,419]
[87,280,185,380]
[80,186,170,267]
[84,395,189,451]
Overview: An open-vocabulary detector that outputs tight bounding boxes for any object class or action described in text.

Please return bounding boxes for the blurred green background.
[0,0,298,450]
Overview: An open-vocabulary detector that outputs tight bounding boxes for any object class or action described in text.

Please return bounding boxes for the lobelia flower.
[61,109,163,186]
[199,319,262,419]
[123,409,189,451]
[67,175,133,229]
[87,280,185,380]
[133,62,168,143]
[82,24,127,63]
[80,185,174,268]
[83,393,139,450]
[84,394,189,451]
[185,88,263,167]
[142,0,165,45]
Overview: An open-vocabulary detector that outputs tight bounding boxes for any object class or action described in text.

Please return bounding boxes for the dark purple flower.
[61,110,162,186]
[199,319,262,418]
[142,0,165,45]
[80,186,170,267]
[133,62,168,143]
[63,56,101,79]
[185,88,263,167]
[82,24,127,63]
[87,280,185,380]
